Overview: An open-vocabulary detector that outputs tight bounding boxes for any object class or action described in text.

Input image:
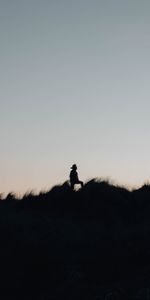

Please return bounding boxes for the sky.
[1,0,150,195]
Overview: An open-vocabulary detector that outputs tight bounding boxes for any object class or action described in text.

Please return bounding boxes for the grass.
[0,179,150,299]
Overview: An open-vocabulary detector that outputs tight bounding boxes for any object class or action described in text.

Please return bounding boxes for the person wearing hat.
[69,164,83,191]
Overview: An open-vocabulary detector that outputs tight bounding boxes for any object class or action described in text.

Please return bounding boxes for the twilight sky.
[1,0,150,195]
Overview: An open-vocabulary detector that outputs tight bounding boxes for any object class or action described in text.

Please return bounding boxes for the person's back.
[70,169,78,183]
[69,164,83,190]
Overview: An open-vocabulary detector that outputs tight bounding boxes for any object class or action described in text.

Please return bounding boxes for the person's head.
[71,164,77,170]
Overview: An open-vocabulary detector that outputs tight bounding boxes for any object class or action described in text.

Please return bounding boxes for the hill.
[1,179,150,299]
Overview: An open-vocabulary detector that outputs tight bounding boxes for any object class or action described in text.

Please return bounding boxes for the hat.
[71,164,77,169]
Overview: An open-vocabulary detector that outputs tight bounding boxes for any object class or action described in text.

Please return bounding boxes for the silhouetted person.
[70,164,83,191]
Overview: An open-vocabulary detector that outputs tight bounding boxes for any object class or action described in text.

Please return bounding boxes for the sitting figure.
[70,164,83,191]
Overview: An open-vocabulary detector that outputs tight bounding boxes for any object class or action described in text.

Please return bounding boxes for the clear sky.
[1,0,150,195]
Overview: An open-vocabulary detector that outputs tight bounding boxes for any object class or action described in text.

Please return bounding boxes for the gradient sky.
[1,0,150,195]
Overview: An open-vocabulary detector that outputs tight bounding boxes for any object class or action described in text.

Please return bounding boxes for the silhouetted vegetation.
[1,179,150,299]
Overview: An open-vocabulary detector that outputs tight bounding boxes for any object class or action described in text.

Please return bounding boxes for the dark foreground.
[1,179,150,299]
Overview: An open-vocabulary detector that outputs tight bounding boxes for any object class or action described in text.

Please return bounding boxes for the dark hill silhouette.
[1,179,150,299]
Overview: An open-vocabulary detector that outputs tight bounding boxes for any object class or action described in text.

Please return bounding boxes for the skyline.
[1,0,150,195]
